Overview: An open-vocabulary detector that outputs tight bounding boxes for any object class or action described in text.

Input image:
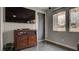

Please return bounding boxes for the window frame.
[69,7,79,32]
[52,8,67,32]
[52,7,78,32]
[52,11,66,32]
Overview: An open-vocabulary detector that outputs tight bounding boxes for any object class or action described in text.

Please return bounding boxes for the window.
[53,11,66,31]
[69,8,79,32]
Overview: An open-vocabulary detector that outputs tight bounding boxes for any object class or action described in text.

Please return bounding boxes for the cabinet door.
[15,36,28,50]
[15,37,22,50]
[29,35,37,47]
[21,36,29,48]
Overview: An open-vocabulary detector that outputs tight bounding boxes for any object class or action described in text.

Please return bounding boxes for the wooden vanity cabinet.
[14,29,37,50]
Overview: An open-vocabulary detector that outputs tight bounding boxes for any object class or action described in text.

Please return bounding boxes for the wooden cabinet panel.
[29,35,37,47]
[15,36,28,50]
[14,29,37,50]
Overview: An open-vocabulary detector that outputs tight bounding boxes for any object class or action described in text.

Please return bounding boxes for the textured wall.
[38,13,44,42]
[3,22,36,45]
[3,7,36,45]
[46,8,79,50]
[3,7,45,45]
[0,7,1,50]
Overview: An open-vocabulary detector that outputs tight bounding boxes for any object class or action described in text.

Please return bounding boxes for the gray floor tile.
[21,42,70,51]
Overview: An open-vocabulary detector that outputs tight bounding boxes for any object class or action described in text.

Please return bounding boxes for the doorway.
[38,13,45,42]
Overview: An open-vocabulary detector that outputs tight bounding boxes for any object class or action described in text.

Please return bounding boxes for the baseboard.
[45,39,77,51]
[45,37,48,40]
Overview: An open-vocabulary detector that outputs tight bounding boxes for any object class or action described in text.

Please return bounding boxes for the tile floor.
[21,42,71,51]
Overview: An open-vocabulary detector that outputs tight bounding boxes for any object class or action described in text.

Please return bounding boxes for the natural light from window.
[69,8,79,32]
[53,11,66,31]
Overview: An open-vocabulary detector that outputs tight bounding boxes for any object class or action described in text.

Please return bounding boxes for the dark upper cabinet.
[5,7,35,23]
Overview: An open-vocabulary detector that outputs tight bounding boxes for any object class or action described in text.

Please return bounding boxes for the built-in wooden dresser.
[14,29,37,50]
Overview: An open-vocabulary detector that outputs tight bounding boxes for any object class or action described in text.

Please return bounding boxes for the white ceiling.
[26,7,61,12]
[33,7,49,11]
[27,7,49,11]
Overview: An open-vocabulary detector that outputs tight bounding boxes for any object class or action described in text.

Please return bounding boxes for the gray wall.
[38,13,44,42]
[0,7,1,50]
[46,8,79,50]
[3,22,36,45]
[3,8,36,45]
[3,7,45,45]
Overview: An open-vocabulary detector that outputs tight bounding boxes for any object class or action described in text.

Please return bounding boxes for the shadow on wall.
[3,30,14,45]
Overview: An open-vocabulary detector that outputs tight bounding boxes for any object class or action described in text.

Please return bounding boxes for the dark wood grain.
[14,29,37,50]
